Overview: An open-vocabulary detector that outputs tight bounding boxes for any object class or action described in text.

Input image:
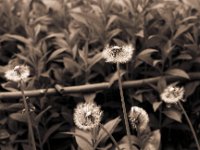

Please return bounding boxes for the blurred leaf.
[74,128,93,150]
[142,130,161,150]
[88,52,102,71]
[70,12,88,26]
[42,122,64,144]
[166,68,190,79]
[163,109,182,122]
[132,93,143,102]
[35,106,52,125]
[1,82,18,92]
[118,135,139,150]
[173,24,194,40]
[175,53,192,60]
[182,0,200,9]
[137,49,158,66]
[184,81,200,98]
[152,101,162,112]
[47,48,69,63]
[83,93,96,103]
[118,143,139,150]
[63,57,82,77]
[107,70,126,87]
[106,15,118,30]
[0,34,31,45]
[157,77,167,93]
[107,28,122,41]
[97,117,121,145]
[9,112,27,123]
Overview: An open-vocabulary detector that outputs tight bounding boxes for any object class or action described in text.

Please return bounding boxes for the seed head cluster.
[73,102,103,130]
[160,84,185,103]
[5,65,30,82]
[129,106,149,132]
[102,44,134,63]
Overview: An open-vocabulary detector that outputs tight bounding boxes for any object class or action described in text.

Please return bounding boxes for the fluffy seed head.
[102,44,134,63]
[129,106,149,132]
[5,65,30,82]
[160,84,185,103]
[73,102,103,130]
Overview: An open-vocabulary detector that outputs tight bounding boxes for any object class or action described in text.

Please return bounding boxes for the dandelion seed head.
[160,84,185,103]
[5,65,30,82]
[73,102,103,130]
[102,44,134,63]
[129,106,149,132]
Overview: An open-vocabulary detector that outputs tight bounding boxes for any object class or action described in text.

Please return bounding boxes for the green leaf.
[166,68,190,79]
[97,117,121,145]
[163,109,182,122]
[74,128,93,150]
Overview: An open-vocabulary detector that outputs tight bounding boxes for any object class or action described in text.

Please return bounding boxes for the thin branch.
[0,72,200,99]
[117,63,132,150]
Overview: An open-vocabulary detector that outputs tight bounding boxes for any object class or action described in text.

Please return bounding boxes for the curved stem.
[20,80,37,150]
[36,126,43,150]
[178,101,200,150]
[117,63,132,150]
[98,123,121,150]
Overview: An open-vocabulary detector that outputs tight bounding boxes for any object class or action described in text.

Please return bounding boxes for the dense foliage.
[0,0,200,149]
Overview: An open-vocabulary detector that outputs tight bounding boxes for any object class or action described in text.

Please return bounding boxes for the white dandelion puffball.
[5,65,30,82]
[102,44,134,63]
[129,106,149,132]
[73,102,103,130]
[160,84,185,103]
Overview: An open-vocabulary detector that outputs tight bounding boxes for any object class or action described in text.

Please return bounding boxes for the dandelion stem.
[20,80,37,150]
[99,123,121,150]
[178,101,200,150]
[117,63,132,150]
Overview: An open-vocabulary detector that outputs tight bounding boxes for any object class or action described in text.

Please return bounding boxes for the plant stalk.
[20,80,37,150]
[99,123,121,150]
[178,101,200,150]
[117,63,132,150]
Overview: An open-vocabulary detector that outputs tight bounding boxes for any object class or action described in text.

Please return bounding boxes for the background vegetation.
[0,0,200,149]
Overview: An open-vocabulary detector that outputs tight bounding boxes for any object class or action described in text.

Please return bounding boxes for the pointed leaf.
[143,130,161,150]
[163,109,182,122]
[75,128,93,150]
[152,102,162,112]
[97,117,121,144]
[107,70,126,87]
[42,122,64,144]
[166,68,190,79]
[88,52,102,70]
[47,48,68,63]
[83,93,96,103]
